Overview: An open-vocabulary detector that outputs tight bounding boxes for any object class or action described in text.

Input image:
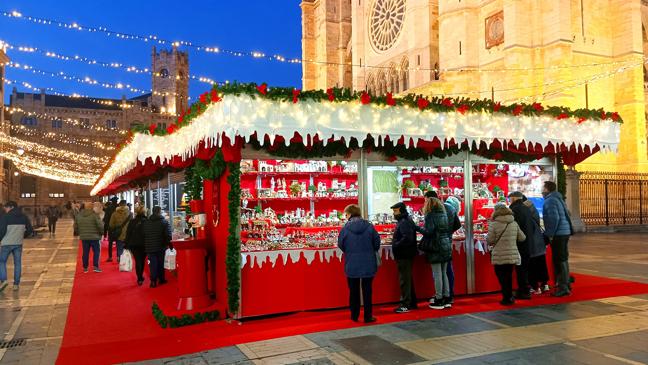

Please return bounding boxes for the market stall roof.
[92,83,621,196]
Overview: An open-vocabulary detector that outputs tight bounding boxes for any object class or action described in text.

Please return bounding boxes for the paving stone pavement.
[125,232,648,365]
[0,220,77,365]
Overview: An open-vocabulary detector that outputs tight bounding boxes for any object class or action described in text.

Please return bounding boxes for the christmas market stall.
[92,83,620,320]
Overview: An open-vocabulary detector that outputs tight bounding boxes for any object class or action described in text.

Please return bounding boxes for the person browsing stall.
[390,202,419,313]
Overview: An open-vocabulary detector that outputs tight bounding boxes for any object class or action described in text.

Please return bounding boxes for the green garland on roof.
[128,82,623,138]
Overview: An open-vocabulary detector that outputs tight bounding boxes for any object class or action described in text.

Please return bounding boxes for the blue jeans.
[81,240,100,269]
[447,260,455,298]
[0,245,23,285]
[148,251,166,284]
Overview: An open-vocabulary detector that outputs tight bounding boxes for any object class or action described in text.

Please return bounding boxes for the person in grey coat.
[542,181,573,297]
[0,202,33,291]
[338,204,380,323]
[487,204,526,306]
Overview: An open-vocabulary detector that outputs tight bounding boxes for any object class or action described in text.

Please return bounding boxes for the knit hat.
[445,196,461,213]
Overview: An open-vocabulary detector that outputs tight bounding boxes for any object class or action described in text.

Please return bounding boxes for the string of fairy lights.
[10,125,116,150]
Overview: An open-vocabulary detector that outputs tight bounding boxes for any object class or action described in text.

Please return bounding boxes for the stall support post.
[168,173,174,224]
[359,150,369,218]
[565,167,586,232]
[464,152,475,294]
[147,180,152,213]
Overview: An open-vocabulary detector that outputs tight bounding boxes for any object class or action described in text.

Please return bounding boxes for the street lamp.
[17,148,25,156]
[13,171,18,177]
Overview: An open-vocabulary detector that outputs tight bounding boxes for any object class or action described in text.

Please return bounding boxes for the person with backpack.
[125,205,148,286]
[542,181,574,297]
[487,203,526,306]
[0,202,33,291]
[417,197,453,310]
[108,200,131,263]
[390,202,418,313]
[75,202,103,273]
[425,191,462,305]
[142,206,171,288]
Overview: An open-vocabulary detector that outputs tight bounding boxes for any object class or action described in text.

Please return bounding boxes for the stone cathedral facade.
[302,0,648,172]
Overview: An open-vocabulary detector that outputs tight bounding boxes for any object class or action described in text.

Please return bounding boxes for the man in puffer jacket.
[108,200,132,263]
[542,181,573,297]
[390,202,418,313]
[0,202,33,291]
[487,203,526,306]
[142,206,171,288]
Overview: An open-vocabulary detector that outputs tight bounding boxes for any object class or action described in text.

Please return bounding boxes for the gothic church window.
[369,0,406,52]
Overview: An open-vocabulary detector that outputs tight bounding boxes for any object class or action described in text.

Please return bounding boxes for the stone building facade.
[302,0,648,173]
[3,46,188,213]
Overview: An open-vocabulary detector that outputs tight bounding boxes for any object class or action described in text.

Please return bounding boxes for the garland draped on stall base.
[151,302,219,328]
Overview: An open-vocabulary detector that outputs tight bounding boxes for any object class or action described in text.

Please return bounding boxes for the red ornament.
[441,98,454,107]
[360,91,371,105]
[148,124,157,135]
[327,88,335,102]
[577,117,586,124]
[387,155,398,162]
[178,115,184,124]
[611,112,620,121]
[493,102,502,112]
[556,113,569,120]
[601,111,607,120]
[292,89,301,104]
[456,104,469,115]
[386,92,396,106]
[532,102,543,112]
[210,89,221,103]
[512,105,524,116]
[417,97,430,110]
[256,83,268,95]
[166,124,177,135]
[199,92,207,104]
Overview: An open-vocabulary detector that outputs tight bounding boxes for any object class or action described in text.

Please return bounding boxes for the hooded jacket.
[521,200,546,258]
[337,217,381,278]
[487,207,526,265]
[542,191,573,237]
[142,214,172,254]
[0,208,33,246]
[109,206,132,241]
[75,209,103,241]
[391,212,418,260]
[418,206,452,264]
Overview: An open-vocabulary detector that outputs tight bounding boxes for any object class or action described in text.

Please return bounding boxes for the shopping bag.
[119,250,133,272]
[164,248,177,270]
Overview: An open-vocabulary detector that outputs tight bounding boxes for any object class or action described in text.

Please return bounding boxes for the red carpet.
[57,240,648,365]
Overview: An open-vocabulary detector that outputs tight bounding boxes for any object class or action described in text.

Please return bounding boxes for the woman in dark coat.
[124,205,148,286]
[337,204,381,323]
[417,197,452,310]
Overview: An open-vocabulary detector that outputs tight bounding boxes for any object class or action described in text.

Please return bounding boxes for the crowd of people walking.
[338,180,574,323]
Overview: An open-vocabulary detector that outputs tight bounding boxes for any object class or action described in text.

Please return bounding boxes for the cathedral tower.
[151,46,189,115]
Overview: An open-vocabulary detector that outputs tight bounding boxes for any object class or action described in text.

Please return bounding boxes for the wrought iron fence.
[580,172,648,225]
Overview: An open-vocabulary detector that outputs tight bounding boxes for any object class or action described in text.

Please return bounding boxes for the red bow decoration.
[166,124,177,135]
[577,117,586,124]
[148,124,157,135]
[493,102,502,112]
[611,112,620,122]
[256,83,268,95]
[532,102,543,112]
[360,91,371,105]
[441,98,454,107]
[386,92,396,106]
[199,92,207,104]
[512,105,524,116]
[417,97,430,110]
[456,104,470,115]
[327,88,335,102]
[210,89,221,103]
[556,113,569,120]
[292,89,301,104]
[601,111,607,120]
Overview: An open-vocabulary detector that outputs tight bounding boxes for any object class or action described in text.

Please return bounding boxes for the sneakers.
[12,285,19,291]
[83,268,89,273]
[0,281,7,292]
[394,306,410,314]
[531,288,542,295]
[443,297,452,309]
[93,267,102,273]
[542,284,551,292]
[429,298,445,310]
[500,298,515,306]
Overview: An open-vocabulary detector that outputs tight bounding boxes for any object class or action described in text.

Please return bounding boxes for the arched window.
[400,57,410,92]
[365,73,375,95]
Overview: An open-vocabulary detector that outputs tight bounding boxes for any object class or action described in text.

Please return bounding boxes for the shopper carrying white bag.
[164,248,177,270]
[119,249,133,272]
